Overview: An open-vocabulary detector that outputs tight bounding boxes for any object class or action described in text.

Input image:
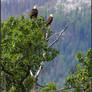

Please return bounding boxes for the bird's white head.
[50,14,54,17]
[33,5,38,9]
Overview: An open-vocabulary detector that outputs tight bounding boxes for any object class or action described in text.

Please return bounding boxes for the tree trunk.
[4,89,7,92]
[20,83,26,92]
[31,83,39,92]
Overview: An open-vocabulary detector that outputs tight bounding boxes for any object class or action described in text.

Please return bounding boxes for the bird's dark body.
[30,9,38,19]
[46,17,53,27]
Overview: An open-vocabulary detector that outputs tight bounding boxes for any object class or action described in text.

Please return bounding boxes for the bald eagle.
[45,14,53,39]
[30,5,38,19]
[46,14,53,27]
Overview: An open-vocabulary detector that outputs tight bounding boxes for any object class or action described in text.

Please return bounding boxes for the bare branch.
[34,51,46,79]
[43,52,46,57]
[48,24,69,48]
[46,32,60,41]
[29,24,69,84]
[30,62,43,80]
[35,62,43,79]
[30,70,34,77]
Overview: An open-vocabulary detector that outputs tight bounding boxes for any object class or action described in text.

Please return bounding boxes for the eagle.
[30,5,38,19]
[46,14,54,27]
[45,14,54,39]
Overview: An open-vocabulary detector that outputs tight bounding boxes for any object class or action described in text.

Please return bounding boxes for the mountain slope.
[1,0,91,21]
[1,0,91,89]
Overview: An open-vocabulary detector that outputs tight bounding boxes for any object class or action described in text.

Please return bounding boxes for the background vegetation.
[1,0,91,90]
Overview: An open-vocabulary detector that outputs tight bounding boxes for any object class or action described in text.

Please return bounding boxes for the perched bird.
[46,14,54,27]
[45,14,53,39]
[30,5,38,19]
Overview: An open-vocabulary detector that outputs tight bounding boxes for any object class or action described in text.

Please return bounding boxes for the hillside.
[1,0,91,21]
[1,0,91,88]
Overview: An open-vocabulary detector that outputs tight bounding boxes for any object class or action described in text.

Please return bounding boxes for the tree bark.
[4,89,7,92]
[31,83,39,92]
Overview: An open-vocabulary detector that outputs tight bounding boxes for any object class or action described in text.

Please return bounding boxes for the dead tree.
[30,24,69,92]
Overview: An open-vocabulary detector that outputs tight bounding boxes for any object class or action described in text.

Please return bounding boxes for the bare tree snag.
[30,24,69,92]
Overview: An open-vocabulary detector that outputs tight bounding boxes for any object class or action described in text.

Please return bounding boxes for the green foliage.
[0,15,59,92]
[1,2,91,88]
[9,86,16,92]
[24,75,34,92]
[64,48,92,92]
[41,82,56,92]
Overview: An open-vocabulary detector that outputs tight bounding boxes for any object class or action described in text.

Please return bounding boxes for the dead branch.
[30,70,34,77]
[48,24,69,48]
[30,24,69,88]
[46,32,60,41]
[34,52,46,79]
[35,62,43,79]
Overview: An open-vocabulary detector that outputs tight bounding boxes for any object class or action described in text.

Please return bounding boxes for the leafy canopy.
[41,82,57,92]
[0,15,59,92]
[64,48,92,92]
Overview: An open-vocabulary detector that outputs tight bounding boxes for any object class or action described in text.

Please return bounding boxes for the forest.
[0,0,91,92]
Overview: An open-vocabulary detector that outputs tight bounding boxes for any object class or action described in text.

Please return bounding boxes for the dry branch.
[30,24,69,89]
[48,24,69,48]
[30,70,34,77]
[35,62,43,79]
